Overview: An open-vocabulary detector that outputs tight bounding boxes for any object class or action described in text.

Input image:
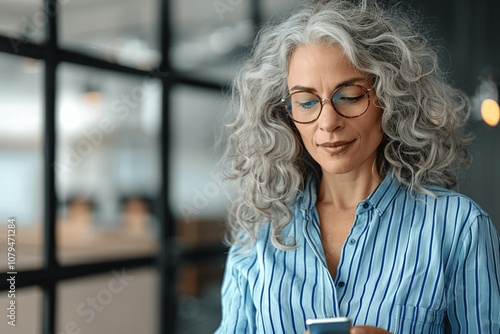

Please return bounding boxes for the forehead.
[287,44,363,87]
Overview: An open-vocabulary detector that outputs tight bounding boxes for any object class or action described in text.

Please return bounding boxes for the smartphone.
[306,317,351,334]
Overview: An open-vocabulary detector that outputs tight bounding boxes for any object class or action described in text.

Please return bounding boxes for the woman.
[215,0,500,333]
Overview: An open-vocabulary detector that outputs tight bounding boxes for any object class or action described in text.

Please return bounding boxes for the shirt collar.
[366,170,402,217]
[299,170,402,217]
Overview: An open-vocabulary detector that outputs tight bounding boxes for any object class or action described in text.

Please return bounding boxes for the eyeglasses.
[281,84,373,124]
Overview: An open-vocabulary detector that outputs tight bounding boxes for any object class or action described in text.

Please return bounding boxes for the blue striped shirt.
[215,172,500,333]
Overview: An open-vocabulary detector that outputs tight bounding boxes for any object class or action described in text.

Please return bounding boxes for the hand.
[305,325,391,334]
[350,326,391,334]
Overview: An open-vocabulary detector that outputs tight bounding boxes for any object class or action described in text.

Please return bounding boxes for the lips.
[318,139,356,154]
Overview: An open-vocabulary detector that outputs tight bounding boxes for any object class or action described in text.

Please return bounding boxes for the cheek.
[295,125,315,147]
[366,110,383,137]
[355,113,383,149]
[294,126,317,157]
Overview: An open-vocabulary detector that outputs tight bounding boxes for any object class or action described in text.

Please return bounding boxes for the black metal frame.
[0,0,261,333]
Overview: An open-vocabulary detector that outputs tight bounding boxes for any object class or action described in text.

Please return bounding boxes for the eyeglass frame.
[281,84,374,124]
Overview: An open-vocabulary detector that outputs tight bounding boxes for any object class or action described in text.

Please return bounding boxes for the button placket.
[335,210,368,292]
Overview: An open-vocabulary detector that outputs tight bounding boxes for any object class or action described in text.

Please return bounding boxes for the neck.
[318,167,382,211]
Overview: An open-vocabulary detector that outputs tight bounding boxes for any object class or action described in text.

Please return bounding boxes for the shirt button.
[362,202,369,209]
[349,238,356,245]
[338,281,345,288]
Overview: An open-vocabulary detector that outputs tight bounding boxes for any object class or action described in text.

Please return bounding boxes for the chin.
[318,162,354,176]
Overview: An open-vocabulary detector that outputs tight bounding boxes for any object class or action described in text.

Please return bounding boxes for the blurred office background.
[0,0,498,333]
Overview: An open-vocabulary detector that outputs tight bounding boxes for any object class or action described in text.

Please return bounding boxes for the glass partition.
[60,0,161,70]
[0,0,45,45]
[0,53,44,271]
[56,63,161,265]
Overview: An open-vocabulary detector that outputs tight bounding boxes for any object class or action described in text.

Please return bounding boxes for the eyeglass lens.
[284,85,369,122]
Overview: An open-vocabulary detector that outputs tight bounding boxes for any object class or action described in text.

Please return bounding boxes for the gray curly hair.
[221,0,472,249]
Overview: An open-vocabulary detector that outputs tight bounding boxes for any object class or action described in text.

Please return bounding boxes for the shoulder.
[385,180,492,233]
[406,186,498,267]
[409,185,493,240]
[424,186,489,221]
[225,223,274,273]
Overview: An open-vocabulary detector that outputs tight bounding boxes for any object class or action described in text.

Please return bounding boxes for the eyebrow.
[289,76,369,93]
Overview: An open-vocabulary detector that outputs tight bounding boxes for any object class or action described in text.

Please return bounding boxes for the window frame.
[0,0,263,332]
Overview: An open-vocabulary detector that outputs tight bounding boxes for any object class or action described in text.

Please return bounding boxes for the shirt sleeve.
[214,245,255,334]
[446,213,500,332]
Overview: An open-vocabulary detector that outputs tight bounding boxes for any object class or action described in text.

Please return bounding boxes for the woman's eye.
[298,100,318,109]
[338,95,363,103]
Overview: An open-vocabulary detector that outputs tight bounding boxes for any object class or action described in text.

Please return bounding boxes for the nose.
[317,99,344,132]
